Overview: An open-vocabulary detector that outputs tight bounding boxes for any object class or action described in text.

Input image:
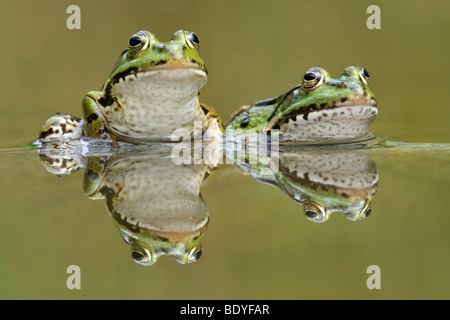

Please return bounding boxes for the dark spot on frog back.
[86,113,99,124]
[155,60,167,66]
[283,103,318,123]
[327,80,347,88]
[201,105,210,115]
[86,168,100,181]
[240,114,251,128]
[99,97,114,107]
[153,44,166,53]
[254,97,277,107]
[39,127,55,139]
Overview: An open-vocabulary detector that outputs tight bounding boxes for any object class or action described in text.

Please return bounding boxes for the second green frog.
[225,66,377,143]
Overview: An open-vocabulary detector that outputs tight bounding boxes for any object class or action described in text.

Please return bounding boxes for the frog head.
[102,30,206,98]
[270,66,378,141]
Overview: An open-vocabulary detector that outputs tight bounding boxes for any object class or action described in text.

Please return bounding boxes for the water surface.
[0,139,448,299]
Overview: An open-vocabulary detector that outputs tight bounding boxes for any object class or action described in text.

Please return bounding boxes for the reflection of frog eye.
[301,68,325,91]
[130,243,153,266]
[128,31,149,55]
[356,67,370,85]
[175,245,203,264]
[303,201,329,223]
[346,202,372,221]
[187,245,203,263]
[358,203,372,220]
[184,31,201,51]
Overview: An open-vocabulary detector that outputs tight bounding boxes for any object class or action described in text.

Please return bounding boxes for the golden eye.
[128,31,149,55]
[357,67,370,85]
[184,31,200,51]
[130,243,153,266]
[303,200,329,223]
[301,68,326,91]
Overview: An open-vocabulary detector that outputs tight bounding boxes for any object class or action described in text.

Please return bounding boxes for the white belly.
[279,105,378,142]
[103,68,208,138]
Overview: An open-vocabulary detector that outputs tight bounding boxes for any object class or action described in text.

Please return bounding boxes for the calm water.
[0,139,448,299]
[0,0,449,299]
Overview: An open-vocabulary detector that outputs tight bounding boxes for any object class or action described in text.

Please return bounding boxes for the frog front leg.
[82,91,120,146]
[83,91,159,147]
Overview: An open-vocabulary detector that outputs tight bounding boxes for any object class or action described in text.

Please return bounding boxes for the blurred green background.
[0,0,449,299]
[0,0,449,143]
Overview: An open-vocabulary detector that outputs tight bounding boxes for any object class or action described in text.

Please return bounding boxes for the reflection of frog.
[37,141,221,265]
[232,145,378,222]
[83,150,218,265]
[226,66,377,143]
[38,30,223,145]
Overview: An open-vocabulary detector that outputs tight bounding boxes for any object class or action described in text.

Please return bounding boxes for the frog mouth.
[275,96,378,142]
[289,105,378,125]
[335,95,377,108]
[109,205,209,238]
[110,64,206,85]
[281,95,377,123]
[104,64,207,112]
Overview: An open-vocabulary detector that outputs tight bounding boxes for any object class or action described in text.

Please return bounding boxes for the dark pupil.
[191,250,202,261]
[187,32,199,45]
[129,36,142,47]
[303,72,317,81]
[305,210,318,219]
[131,250,145,261]
[363,69,370,79]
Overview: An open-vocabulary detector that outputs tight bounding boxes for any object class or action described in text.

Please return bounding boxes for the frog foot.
[38,152,85,176]
[38,113,85,143]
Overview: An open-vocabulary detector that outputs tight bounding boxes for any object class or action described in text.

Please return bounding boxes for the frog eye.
[184,31,200,51]
[357,67,370,85]
[130,243,153,266]
[175,245,203,264]
[357,202,372,220]
[301,68,326,91]
[187,245,202,263]
[303,201,329,222]
[128,31,150,55]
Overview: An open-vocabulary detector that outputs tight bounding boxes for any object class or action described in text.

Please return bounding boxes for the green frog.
[38,30,223,145]
[230,144,377,222]
[226,66,377,143]
[83,148,219,265]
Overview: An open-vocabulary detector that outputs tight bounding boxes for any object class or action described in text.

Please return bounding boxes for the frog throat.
[98,66,208,138]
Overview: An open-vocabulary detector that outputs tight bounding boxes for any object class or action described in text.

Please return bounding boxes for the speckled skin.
[38,114,84,142]
[225,66,377,143]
